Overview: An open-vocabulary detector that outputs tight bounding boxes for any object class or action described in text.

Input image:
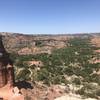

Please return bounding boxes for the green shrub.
[12,37,100,96]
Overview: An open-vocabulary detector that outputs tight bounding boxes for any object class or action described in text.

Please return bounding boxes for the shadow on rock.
[15,81,33,89]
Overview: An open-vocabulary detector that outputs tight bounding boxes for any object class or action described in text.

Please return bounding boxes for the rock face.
[0,36,14,88]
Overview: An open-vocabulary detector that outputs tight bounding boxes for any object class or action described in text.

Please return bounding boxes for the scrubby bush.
[12,37,100,98]
[76,83,100,99]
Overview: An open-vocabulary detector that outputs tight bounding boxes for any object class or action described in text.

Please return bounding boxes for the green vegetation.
[11,37,100,98]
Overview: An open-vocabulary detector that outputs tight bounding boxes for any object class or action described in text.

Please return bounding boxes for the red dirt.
[0,84,24,100]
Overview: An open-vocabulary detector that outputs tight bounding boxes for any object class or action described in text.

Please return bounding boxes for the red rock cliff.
[0,36,14,88]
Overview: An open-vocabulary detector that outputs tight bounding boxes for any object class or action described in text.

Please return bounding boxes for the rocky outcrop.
[0,36,14,88]
[0,85,24,100]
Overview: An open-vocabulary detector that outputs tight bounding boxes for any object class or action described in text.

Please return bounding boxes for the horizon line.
[0,32,100,35]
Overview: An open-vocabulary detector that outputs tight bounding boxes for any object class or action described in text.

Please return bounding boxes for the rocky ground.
[0,84,24,100]
[0,81,97,100]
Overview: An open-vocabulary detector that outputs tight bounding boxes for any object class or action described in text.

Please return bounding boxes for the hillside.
[1,32,100,55]
[0,32,100,100]
[12,34,100,100]
[1,32,71,55]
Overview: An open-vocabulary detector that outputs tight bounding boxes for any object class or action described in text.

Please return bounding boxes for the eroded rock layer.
[0,35,14,88]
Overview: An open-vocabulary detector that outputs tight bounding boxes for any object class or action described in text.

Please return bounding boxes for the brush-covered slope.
[1,32,70,55]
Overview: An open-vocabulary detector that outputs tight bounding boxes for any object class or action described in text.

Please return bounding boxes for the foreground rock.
[0,85,24,100]
[0,36,14,88]
[21,82,98,100]
[0,82,98,100]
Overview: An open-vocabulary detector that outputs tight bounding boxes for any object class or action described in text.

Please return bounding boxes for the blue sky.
[0,0,100,34]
